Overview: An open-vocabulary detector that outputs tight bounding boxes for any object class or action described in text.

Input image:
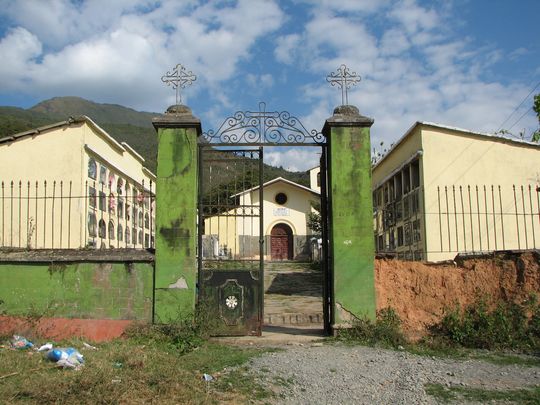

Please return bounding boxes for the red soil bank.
[375,252,540,338]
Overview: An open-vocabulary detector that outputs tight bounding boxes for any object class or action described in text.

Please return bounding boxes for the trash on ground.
[202,373,214,382]
[37,343,53,352]
[46,348,84,369]
[83,342,98,350]
[10,335,34,350]
[113,362,123,368]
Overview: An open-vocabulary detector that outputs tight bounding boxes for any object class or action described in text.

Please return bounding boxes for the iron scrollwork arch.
[201,102,326,146]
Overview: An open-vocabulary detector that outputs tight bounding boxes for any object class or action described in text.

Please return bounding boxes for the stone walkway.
[263,261,323,326]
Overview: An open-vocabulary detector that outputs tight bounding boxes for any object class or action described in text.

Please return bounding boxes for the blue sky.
[0,0,538,170]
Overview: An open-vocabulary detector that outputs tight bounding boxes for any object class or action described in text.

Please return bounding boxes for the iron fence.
[374,184,540,261]
[0,179,155,250]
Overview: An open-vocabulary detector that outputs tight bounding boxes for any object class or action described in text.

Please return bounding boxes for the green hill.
[0,96,310,184]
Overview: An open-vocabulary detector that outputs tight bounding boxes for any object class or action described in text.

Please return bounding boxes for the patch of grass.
[431,294,540,352]
[425,383,540,404]
[336,307,407,348]
[0,334,271,404]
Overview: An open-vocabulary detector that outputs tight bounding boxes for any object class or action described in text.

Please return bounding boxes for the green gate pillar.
[152,105,201,322]
[323,105,376,331]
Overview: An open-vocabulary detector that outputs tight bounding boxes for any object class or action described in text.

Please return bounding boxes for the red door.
[271,223,293,260]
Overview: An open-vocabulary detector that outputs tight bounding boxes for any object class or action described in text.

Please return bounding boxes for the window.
[397,226,404,247]
[98,219,106,238]
[411,160,420,189]
[108,220,115,240]
[413,219,421,242]
[118,199,124,218]
[88,158,97,179]
[125,227,131,244]
[138,211,143,228]
[145,233,149,248]
[138,230,143,245]
[88,187,96,209]
[316,172,321,187]
[133,208,138,227]
[117,178,123,195]
[117,224,123,242]
[275,192,287,205]
[99,165,107,184]
[132,228,137,245]
[108,193,116,214]
[125,203,131,221]
[98,192,106,212]
[404,223,411,245]
[144,213,149,229]
[403,166,411,194]
[108,173,116,189]
[138,190,144,206]
[88,213,97,237]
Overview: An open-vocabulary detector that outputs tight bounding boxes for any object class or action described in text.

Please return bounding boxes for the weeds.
[425,383,540,404]
[336,307,407,348]
[430,294,540,351]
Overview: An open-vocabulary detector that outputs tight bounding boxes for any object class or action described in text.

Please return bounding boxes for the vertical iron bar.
[460,186,466,251]
[43,180,47,248]
[35,181,38,248]
[51,181,56,248]
[476,185,482,251]
[513,185,520,250]
[529,185,536,248]
[499,185,505,250]
[521,185,528,249]
[60,181,63,248]
[68,181,72,249]
[437,186,443,252]
[258,146,264,335]
[26,181,30,248]
[18,181,21,248]
[445,186,451,251]
[484,185,490,251]
[468,185,474,251]
[452,186,459,251]
[10,181,13,247]
[491,185,497,250]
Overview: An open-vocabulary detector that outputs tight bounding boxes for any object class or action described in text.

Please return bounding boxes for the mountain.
[0,96,310,185]
[31,96,157,128]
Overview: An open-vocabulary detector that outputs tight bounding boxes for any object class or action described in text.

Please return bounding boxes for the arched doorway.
[270,223,293,261]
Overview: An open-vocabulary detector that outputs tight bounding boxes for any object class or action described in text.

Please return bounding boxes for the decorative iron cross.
[326,64,361,106]
[161,63,197,105]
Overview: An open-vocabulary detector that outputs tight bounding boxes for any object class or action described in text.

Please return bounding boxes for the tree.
[532,93,540,143]
[307,200,322,234]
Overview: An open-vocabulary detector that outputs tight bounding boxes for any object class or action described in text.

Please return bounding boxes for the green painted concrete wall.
[0,262,153,320]
[327,119,376,325]
[154,122,199,322]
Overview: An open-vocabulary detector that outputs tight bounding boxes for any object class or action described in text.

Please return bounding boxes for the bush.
[338,307,407,348]
[125,315,206,354]
[431,295,540,351]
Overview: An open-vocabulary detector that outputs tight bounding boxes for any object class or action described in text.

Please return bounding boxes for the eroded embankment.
[375,251,540,337]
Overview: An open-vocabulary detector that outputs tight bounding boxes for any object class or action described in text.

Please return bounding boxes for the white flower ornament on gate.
[225,295,238,309]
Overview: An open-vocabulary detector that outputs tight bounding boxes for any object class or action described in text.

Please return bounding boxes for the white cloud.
[0,0,285,111]
[264,147,321,172]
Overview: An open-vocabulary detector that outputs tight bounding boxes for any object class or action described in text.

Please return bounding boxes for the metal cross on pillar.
[326,64,361,106]
[161,63,197,105]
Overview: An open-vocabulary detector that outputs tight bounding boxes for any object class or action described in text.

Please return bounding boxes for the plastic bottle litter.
[37,343,53,352]
[10,335,34,350]
[202,373,214,382]
[46,348,84,369]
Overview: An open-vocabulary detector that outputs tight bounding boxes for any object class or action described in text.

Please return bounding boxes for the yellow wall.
[0,119,155,249]
[421,126,540,261]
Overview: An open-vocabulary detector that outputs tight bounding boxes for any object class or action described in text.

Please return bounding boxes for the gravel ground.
[245,344,540,404]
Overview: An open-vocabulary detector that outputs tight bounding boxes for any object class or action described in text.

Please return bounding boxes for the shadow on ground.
[266,272,322,296]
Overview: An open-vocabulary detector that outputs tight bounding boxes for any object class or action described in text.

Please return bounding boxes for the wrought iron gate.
[197,147,264,336]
